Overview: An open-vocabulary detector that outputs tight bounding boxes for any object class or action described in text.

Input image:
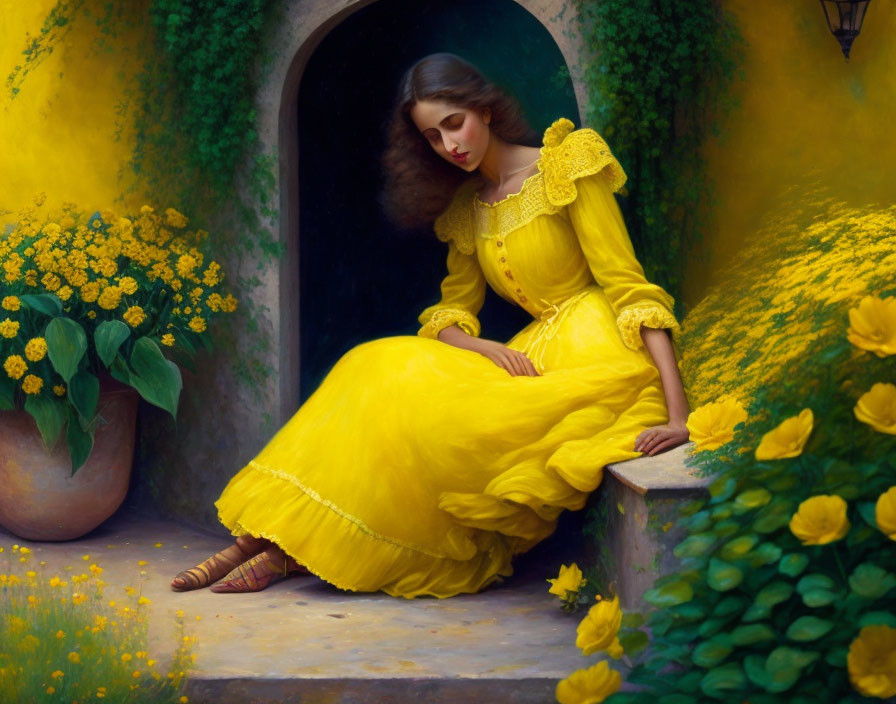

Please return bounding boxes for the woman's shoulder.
[538,118,628,205]
[432,178,479,254]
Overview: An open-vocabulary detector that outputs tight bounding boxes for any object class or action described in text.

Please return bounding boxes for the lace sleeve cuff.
[418,307,481,340]
[616,304,679,351]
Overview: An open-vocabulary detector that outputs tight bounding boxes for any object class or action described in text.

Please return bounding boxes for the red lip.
[452,151,469,161]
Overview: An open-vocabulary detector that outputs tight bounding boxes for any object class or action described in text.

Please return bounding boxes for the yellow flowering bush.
[0,196,238,473]
[547,563,589,610]
[588,195,896,702]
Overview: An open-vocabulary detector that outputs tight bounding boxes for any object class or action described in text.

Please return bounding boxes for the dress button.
[516,288,522,292]
[500,257,506,262]
[496,241,503,247]
[520,295,527,303]
[505,271,513,279]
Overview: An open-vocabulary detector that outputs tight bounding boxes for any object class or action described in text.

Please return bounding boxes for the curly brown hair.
[380,53,539,230]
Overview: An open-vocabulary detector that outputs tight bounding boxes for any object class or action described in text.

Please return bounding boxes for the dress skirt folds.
[214,118,681,599]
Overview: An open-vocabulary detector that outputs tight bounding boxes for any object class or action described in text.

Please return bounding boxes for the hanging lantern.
[819,0,871,61]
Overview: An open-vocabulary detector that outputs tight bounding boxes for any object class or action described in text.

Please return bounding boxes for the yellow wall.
[687,0,896,306]
[0,1,148,216]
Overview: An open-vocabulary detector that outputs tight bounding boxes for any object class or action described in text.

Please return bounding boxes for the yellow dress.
[215,118,680,599]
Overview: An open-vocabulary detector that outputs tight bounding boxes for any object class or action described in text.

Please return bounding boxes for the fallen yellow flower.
[755,408,814,460]
[556,660,622,704]
[575,594,624,658]
[547,563,586,598]
[789,494,850,545]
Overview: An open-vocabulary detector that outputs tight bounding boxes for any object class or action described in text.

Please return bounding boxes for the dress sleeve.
[417,238,486,339]
[566,171,679,351]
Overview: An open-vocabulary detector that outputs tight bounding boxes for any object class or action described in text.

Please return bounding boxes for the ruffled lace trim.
[616,304,680,351]
[432,118,628,248]
[418,307,480,339]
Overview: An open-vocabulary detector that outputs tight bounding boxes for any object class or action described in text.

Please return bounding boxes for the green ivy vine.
[574,0,746,315]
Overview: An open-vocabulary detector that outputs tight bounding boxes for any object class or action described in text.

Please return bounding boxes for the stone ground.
[1,511,620,704]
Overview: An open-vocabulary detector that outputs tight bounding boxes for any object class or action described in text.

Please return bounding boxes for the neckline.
[474,147,545,208]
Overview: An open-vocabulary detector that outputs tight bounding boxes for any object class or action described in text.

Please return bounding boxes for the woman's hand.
[474,339,541,377]
[634,422,689,456]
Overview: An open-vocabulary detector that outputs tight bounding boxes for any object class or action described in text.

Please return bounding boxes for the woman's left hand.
[634,423,690,456]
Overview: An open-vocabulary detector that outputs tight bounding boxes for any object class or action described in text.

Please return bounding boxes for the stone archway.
[249,0,589,426]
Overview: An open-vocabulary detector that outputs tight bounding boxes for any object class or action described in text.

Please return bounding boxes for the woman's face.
[409,99,491,172]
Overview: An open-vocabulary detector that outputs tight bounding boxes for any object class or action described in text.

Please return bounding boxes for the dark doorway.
[296,0,578,400]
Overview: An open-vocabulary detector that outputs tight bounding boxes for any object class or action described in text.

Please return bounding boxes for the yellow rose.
[4,355,27,380]
[24,337,47,362]
[123,306,146,328]
[119,276,138,295]
[188,316,206,333]
[0,318,20,338]
[686,396,748,451]
[854,383,896,435]
[789,494,850,545]
[555,660,622,704]
[575,595,624,658]
[847,294,896,357]
[875,486,896,540]
[547,563,586,598]
[1,295,20,311]
[755,408,814,460]
[21,374,43,395]
[161,333,175,347]
[847,625,896,698]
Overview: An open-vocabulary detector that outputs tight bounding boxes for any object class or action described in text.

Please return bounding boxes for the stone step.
[1,513,605,704]
[598,442,713,610]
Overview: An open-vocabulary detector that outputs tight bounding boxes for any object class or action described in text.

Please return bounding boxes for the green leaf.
[68,371,99,425]
[109,355,131,386]
[753,501,793,533]
[674,533,716,558]
[730,624,775,646]
[786,616,834,641]
[94,320,131,368]
[621,612,646,629]
[857,611,896,628]
[24,394,66,450]
[709,476,738,503]
[712,520,740,538]
[618,628,649,656]
[693,635,733,667]
[745,647,819,693]
[66,405,94,476]
[849,563,896,599]
[746,542,783,567]
[699,662,745,699]
[825,646,848,668]
[734,488,771,512]
[797,573,836,594]
[719,534,758,561]
[779,553,810,577]
[856,501,878,528]
[128,337,182,419]
[45,317,87,383]
[713,596,747,618]
[0,375,14,410]
[20,293,62,317]
[644,580,694,607]
[707,558,744,592]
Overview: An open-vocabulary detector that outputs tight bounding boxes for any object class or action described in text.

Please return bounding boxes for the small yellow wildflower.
[847,294,896,357]
[119,276,138,294]
[188,316,206,333]
[1,295,20,311]
[18,546,30,555]
[555,660,622,704]
[56,285,73,301]
[97,285,123,310]
[51,670,64,679]
[165,207,188,228]
[755,408,814,460]
[46,687,55,695]
[89,563,103,576]
[547,563,586,598]
[138,596,151,605]
[847,625,896,698]
[40,272,61,291]
[72,592,88,605]
[4,355,27,380]
[121,652,133,663]
[854,383,896,435]
[55,630,65,639]
[176,254,197,278]
[155,542,163,548]
[53,384,66,396]
[875,486,896,540]
[67,651,80,663]
[24,337,47,362]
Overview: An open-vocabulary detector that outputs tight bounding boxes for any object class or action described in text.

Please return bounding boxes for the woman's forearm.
[437,323,486,353]
[641,326,690,425]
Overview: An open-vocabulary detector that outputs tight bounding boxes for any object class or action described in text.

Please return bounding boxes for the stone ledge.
[606,441,713,495]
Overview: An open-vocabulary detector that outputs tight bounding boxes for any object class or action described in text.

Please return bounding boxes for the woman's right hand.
[473,339,541,377]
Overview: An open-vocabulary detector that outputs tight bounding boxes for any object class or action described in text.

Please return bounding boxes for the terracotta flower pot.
[0,377,139,541]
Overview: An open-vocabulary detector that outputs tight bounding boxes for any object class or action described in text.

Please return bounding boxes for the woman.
[170,53,690,597]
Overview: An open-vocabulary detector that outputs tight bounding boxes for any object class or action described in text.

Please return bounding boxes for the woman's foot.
[170,535,268,591]
[209,548,308,593]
